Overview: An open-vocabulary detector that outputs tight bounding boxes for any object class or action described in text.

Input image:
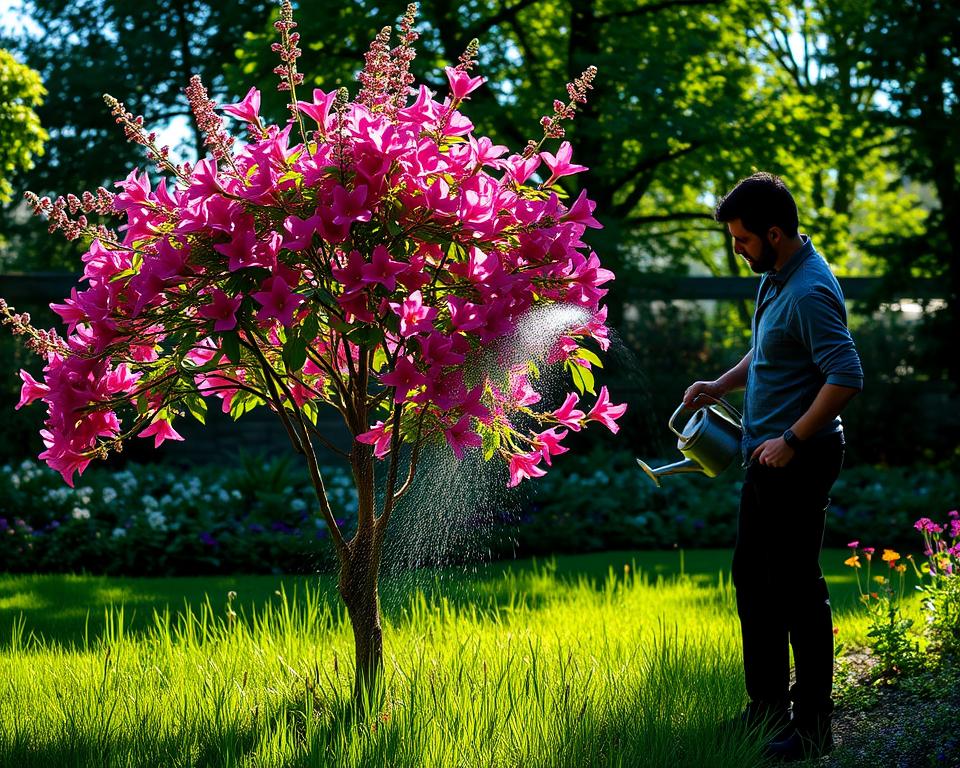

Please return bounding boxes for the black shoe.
[766,719,833,762]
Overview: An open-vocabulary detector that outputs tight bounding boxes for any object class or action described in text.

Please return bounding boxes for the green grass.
[0,550,917,767]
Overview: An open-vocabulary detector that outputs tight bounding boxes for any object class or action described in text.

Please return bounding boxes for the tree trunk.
[338,524,384,707]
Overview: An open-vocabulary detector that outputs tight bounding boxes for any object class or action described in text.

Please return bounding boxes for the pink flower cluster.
[12,8,625,489]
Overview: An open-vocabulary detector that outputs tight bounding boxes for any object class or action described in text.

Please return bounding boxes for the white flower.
[291,499,307,512]
[102,487,118,504]
[111,527,127,538]
[147,510,167,531]
[142,494,159,510]
[231,489,242,500]
[71,507,91,521]
[218,489,230,503]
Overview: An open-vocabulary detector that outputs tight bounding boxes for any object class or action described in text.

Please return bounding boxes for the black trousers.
[731,433,844,720]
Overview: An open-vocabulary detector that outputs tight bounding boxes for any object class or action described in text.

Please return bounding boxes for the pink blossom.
[222,86,262,126]
[444,66,485,100]
[505,153,541,185]
[331,184,372,226]
[447,296,486,332]
[138,417,184,448]
[510,371,541,407]
[553,392,586,431]
[585,386,627,433]
[390,290,436,336]
[444,416,482,459]
[540,141,588,186]
[562,189,602,229]
[532,427,568,466]
[847,541,859,549]
[198,289,242,331]
[16,370,49,409]
[507,451,547,487]
[296,88,338,130]
[356,420,392,458]
[360,244,407,291]
[380,356,429,402]
[252,276,303,327]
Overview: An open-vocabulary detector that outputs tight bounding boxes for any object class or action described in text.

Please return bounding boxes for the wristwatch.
[782,429,803,451]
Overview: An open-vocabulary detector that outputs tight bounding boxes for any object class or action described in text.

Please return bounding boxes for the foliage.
[0,49,46,206]
[844,510,960,683]
[3,453,957,576]
[0,0,273,269]
[911,512,960,658]
[0,457,353,575]
[844,544,920,679]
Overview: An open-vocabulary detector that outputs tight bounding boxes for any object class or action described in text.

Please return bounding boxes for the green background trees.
[0,0,955,462]
[0,49,46,207]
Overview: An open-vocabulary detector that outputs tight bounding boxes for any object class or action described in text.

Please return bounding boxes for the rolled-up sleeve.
[794,288,864,390]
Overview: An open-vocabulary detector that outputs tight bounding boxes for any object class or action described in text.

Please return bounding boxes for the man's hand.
[683,380,726,408]
[750,437,795,468]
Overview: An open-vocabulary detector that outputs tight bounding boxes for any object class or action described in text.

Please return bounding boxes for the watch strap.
[783,429,803,450]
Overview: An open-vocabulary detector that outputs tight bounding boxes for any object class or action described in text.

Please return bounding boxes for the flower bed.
[2,451,956,575]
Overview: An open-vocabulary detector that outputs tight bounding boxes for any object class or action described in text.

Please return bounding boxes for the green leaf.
[184,393,207,425]
[372,346,389,372]
[577,348,604,368]
[567,360,596,395]
[221,331,241,365]
[481,427,501,461]
[346,325,384,348]
[282,333,308,372]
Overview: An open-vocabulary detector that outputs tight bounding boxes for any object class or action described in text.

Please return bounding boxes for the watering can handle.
[668,393,743,441]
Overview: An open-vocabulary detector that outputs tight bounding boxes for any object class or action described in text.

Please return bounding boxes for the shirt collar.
[768,235,814,284]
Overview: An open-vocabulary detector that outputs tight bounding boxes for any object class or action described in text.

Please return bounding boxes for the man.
[684,172,863,761]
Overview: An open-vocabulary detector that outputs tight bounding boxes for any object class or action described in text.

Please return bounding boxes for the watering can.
[636,394,743,488]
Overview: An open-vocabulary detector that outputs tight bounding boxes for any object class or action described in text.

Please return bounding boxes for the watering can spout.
[636,457,706,488]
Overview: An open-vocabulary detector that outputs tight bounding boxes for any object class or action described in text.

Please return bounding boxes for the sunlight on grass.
[0,551,904,767]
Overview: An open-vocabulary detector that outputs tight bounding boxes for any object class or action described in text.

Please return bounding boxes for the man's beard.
[745,240,778,274]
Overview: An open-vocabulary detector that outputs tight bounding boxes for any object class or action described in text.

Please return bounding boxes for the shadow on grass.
[0,549,871,649]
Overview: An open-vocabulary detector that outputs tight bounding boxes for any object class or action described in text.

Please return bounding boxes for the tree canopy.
[0,49,46,206]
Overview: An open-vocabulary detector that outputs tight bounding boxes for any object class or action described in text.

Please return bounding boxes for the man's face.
[727,219,777,274]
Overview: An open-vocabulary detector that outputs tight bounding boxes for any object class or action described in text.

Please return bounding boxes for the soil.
[796,650,960,768]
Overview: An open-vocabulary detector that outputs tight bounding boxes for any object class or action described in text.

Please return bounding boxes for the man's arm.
[683,350,752,407]
[789,383,860,441]
[751,383,860,466]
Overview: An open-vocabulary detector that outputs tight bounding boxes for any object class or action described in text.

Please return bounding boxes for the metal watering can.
[636,394,743,488]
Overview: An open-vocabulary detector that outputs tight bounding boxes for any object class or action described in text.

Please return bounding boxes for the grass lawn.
[0,550,918,767]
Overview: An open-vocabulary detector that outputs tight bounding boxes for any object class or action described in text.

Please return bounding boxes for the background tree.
[0,49,46,209]
[0,0,272,270]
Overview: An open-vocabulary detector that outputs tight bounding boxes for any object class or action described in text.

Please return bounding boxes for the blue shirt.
[742,236,864,460]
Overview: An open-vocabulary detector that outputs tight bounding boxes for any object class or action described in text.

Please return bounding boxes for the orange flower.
[844,555,861,569]
[882,549,901,564]
[895,564,907,573]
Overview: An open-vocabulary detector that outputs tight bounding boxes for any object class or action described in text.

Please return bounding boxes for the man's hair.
[714,172,799,238]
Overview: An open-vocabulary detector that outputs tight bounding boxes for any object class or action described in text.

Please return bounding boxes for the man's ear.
[767,227,783,246]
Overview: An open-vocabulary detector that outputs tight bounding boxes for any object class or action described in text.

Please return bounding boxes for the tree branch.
[623,211,716,226]
[595,0,722,23]
[610,142,702,195]
[464,0,545,41]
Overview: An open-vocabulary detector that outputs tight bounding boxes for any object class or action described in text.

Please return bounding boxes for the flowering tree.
[0,2,624,700]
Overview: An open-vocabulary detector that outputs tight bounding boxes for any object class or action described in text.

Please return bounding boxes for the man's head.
[715,172,801,273]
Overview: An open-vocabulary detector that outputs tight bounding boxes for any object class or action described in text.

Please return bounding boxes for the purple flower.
[0,518,7,531]
[271,521,293,534]
[199,531,219,548]
[248,522,265,534]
